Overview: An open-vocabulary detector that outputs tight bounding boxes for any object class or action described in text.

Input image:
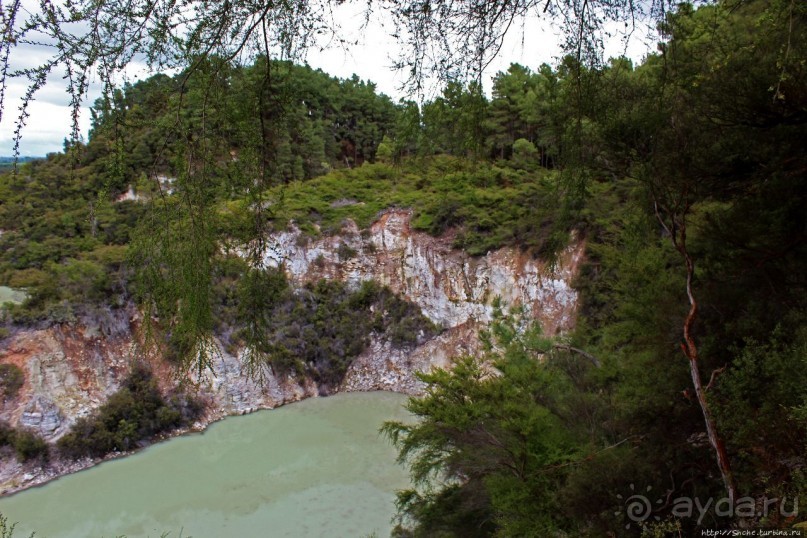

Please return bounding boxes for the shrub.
[0,422,49,463]
[0,422,15,447]
[336,242,357,260]
[12,430,49,462]
[233,276,438,390]
[57,364,203,459]
[511,138,539,167]
[266,157,567,259]
[0,364,24,400]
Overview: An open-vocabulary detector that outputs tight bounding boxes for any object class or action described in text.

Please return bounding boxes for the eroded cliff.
[0,209,583,493]
[265,210,582,335]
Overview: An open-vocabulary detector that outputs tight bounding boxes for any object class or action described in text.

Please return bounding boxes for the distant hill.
[0,156,42,172]
[0,156,43,162]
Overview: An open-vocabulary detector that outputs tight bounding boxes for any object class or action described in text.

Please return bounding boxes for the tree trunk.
[655,201,737,502]
[680,251,737,503]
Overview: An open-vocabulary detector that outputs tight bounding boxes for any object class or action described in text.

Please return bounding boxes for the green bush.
[0,364,24,400]
[12,430,49,462]
[336,242,357,260]
[229,274,438,390]
[0,422,16,447]
[0,422,49,463]
[264,157,569,258]
[57,364,202,459]
[511,138,539,169]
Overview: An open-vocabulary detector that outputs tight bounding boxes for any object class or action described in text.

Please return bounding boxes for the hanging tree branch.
[1,0,672,148]
[0,0,678,374]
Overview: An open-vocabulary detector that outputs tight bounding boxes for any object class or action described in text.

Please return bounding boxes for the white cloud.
[0,59,154,155]
[0,4,655,156]
[302,3,408,98]
[302,6,566,100]
[0,100,91,156]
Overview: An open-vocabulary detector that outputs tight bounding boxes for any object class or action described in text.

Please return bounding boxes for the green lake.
[0,391,412,538]
[0,286,26,305]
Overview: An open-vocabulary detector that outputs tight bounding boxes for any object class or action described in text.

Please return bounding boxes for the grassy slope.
[225,156,570,257]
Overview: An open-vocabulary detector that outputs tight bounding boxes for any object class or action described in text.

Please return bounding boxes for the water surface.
[0,392,412,538]
[0,286,25,305]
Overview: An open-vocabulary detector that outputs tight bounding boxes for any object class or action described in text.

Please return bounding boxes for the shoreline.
[0,386,411,499]
[0,390,414,538]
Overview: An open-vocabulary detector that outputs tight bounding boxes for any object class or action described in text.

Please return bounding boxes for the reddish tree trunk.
[655,201,737,502]
[680,251,737,503]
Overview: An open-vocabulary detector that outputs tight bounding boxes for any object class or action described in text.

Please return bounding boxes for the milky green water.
[0,286,25,305]
[0,392,412,538]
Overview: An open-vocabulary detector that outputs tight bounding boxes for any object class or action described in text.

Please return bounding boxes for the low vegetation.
[0,0,803,533]
[233,156,572,257]
[57,365,202,460]
[0,149,142,329]
[0,422,48,463]
[214,260,437,389]
[0,364,23,400]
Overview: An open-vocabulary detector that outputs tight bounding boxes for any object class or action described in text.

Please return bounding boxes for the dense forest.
[0,0,805,535]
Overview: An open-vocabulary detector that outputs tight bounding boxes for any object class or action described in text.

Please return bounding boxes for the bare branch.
[705,365,726,392]
[552,344,602,368]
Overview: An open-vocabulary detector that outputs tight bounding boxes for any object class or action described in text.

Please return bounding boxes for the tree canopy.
[0,1,804,533]
[1,0,685,152]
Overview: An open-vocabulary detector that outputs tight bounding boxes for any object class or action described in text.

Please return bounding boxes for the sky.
[0,3,656,157]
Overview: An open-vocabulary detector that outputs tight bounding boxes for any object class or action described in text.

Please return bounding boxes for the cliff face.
[0,209,583,492]
[1,328,132,439]
[265,210,583,335]
[263,209,584,396]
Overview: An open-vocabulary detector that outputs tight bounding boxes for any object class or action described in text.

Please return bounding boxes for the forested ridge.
[0,0,805,535]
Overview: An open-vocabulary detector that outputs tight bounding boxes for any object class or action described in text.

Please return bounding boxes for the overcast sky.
[0,3,655,157]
